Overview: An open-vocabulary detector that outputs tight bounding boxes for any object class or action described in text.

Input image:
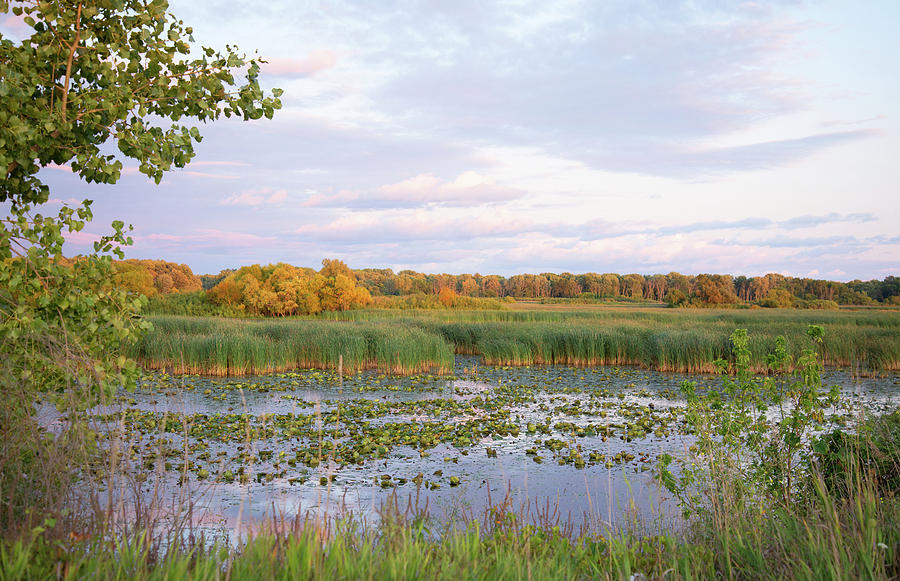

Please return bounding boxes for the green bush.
[815,410,900,495]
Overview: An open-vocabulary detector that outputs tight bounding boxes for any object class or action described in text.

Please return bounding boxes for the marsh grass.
[135,309,900,376]
[421,310,899,372]
[0,517,708,580]
[426,311,899,372]
[131,317,454,375]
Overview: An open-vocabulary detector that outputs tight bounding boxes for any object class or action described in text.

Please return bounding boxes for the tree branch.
[60,3,83,119]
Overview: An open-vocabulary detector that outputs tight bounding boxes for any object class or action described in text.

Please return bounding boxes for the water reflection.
[79,357,897,538]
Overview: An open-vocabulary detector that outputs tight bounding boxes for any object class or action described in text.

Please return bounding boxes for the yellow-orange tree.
[208,260,372,316]
[113,259,201,296]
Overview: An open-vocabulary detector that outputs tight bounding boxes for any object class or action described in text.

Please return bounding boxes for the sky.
[5,0,900,279]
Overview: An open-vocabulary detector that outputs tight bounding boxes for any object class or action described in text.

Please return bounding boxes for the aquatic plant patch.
[76,355,896,528]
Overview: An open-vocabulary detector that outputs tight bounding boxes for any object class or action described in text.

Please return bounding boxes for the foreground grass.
[4,412,898,580]
[134,308,900,375]
[0,524,710,580]
[2,478,896,580]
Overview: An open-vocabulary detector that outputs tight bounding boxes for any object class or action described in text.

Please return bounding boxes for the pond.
[78,356,899,538]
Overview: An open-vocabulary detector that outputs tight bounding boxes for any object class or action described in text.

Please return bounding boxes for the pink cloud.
[63,230,102,246]
[140,229,276,249]
[267,190,288,204]
[304,172,525,208]
[114,164,244,180]
[262,51,338,77]
[303,189,361,207]
[189,160,251,167]
[1,13,28,34]
[220,187,289,206]
[295,210,536,242]
[45,196,83,206]
[378,174,443,197]
[180,170,240,180]
[45,162,236,182]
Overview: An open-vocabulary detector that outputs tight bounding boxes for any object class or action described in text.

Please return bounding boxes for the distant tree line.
[349,269,899,308]
[114,259,899,313]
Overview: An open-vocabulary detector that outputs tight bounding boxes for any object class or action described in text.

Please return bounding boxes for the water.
[79,356,899,538]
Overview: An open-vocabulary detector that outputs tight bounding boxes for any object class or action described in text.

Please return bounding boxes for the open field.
[132,307,900,375]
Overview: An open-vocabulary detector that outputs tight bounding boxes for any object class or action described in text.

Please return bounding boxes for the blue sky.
[7,0,899,279]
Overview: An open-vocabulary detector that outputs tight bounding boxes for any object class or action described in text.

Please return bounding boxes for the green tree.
[598,273,621,297]
[0,0,280,533]
[758,287,794,308]
[665,288,687,307]
[622,273,644,299]
[657,327,844,515]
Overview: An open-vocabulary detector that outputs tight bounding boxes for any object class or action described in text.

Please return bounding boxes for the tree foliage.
[1,0,281,205]
[657,327,845,516]
[207,260,373,316]
[113,258,201,296]
[1,0,281,398]
[346,267,896,308]
[0,0,280,531]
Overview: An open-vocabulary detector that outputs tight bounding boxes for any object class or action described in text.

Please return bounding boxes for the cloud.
[303,189,360,207]
[291,207,892,259]
[189,160,251,167]
[779,213,876,229]
[821,115,887,128]
[304,171,525,208]
[710,235,862,249]
[670,130,881,176]
[36,0,896,283]
[651,217,774,237]
[189,1,845,181]
[0,13,29,36]
[285,206,898,279]
[371,6,824,175]
[195,114,483,187]
[62,230,102,246]
[294,209,539,243]
[267,189,288,203]
[178,170,241,180]
[140,229,277,249]
[570,129,880,179]
[45,196,83,206]
[219,187,289,206]
[574,213,876,241]
[262,51,338,77]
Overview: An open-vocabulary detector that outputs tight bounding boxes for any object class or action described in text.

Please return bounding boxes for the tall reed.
[132,308,900,375]
[130,317,454,375]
